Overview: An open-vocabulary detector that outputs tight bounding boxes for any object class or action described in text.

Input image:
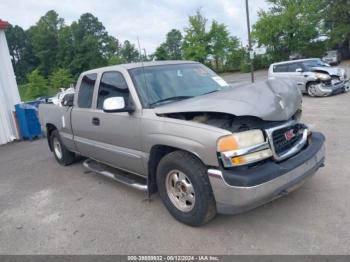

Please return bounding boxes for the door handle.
[92,117,100,126]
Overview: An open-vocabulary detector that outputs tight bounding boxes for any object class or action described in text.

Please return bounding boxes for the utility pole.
[245,0,254,83]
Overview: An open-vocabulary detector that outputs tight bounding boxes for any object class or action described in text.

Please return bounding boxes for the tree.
[322,0,350,50]
[28,10,63,77]
[25,70,49,99]
[154,43,169,60]
[252,0,323,60]
[120,40,139,63]
[154,29,182,60]
[225,37,245,71]
[68,13,109,76]
[183,10,210,63]
[6,25,38,83]
[48,68,74,92]
[208,20,231,71]
[56,25,75,70]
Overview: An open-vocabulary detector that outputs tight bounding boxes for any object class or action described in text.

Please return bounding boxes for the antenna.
[137,36,143,62]
[137,36,151,108]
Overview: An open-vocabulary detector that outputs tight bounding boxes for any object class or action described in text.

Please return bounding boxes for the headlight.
[315,72,331,81]
[217,130,272,167]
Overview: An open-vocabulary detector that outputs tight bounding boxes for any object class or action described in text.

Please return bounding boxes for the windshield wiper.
[201,89,220,96]
[149,95,194,107]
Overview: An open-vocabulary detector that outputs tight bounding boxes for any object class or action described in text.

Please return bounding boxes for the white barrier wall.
[0,28,21,145]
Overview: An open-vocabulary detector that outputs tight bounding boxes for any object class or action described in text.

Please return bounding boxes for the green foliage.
[323,0,350,48]
[48,68,74,92]
[11,2,350,95]
[155,29,182,60]
[24,70,49,100]
[208,20,230,71]
[183,10,210,63]
[252,0,328,60]
[225,38,246,72]
[28,10,63,77]
[119,40,140,63]
[5,24,37,83]
[18,84,32,102]
[68,13,112,76]
[108,55,125,65]
[154,43,169,60]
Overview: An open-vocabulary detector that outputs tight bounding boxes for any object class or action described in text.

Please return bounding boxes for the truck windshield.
[128,63,230,107]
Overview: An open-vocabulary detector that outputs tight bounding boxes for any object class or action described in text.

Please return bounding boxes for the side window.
[78,73,97,108]
[287,63,300,72]
[97,71,129,109]
[273,64,288,73]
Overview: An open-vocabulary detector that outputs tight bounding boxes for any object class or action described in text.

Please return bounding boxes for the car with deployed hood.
[39,61,325,226]
[268,58,349,96]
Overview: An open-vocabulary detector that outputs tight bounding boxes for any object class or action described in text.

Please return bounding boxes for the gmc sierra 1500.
[39,61,325,226]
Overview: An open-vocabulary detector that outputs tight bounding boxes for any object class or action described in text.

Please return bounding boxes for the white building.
[0,19,21,145]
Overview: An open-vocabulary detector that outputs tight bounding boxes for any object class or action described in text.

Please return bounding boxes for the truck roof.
[83,60,198,74]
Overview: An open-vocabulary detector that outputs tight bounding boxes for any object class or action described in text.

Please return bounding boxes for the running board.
[83,159,148,191]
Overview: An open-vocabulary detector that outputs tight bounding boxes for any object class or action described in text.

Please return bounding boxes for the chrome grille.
[265,121,308,161]
[272,124,304,155]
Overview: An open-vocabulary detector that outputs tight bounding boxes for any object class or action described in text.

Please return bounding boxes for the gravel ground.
[0,62,350,254]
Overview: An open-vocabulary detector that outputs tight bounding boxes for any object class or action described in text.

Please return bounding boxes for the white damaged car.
[268,58,349,97]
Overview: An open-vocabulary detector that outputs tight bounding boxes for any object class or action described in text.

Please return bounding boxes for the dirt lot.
[1,63,350,254]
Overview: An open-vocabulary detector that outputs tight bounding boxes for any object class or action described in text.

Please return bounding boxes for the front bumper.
[315,80,348,96]
[208,132,325,214]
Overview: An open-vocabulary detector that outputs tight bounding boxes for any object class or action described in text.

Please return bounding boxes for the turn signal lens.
[231,149,272,166]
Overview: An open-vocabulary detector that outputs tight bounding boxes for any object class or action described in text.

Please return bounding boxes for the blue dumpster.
[15,103,42,140]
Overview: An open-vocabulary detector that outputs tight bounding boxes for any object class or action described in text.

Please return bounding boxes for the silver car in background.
[268,58,349,97]
[322,50,341,65]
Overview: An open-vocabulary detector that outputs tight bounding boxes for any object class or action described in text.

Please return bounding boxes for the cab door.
[72,71,144,175]
[71,73,100,156]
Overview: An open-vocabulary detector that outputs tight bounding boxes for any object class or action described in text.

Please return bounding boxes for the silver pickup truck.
[39,61,325,226]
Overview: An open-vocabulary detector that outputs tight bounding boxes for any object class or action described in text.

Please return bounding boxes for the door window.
[273,64,288,72]
[97,71,129,109]
[77,73,97,108]
[287,63,301,72]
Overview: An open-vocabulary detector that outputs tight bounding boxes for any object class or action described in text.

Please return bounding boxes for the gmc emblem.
[284,129,295,141]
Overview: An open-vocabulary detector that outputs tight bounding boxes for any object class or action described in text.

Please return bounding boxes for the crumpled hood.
[312,66,344,76]
[154,79,302,121]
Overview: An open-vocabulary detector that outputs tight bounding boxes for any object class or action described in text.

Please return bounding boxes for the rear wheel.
[50,130,75,166]
[156,151,216,226]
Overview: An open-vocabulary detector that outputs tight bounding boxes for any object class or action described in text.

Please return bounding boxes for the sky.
[0,0,269,53]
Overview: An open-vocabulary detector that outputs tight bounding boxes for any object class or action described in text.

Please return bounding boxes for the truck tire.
[50,130,75,166]
[156,150,216,226]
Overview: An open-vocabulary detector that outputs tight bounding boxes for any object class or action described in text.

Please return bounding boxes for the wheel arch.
[147,145,206,195]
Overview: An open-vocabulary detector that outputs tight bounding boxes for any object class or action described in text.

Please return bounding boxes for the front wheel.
[156,151,216,226]
[307,82,318,97]
[50,130,76,166]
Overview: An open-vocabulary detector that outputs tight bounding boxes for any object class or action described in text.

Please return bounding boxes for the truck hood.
[154,79,302,121]
[312,66,344,76]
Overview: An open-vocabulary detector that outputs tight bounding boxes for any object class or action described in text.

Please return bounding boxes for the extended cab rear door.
[71,70,145,176]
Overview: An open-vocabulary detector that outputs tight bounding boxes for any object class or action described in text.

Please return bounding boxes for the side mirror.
[295,68,303,73]
[103,97,134,113]
[61,93,74,107]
